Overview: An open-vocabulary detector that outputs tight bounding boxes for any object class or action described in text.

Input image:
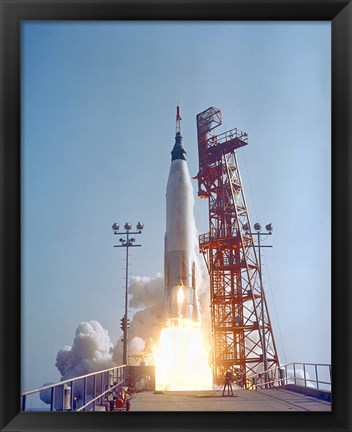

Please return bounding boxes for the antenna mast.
[176,105,182,134]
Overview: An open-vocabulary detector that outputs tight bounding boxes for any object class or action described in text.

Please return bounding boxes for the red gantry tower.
[196,107,280,386]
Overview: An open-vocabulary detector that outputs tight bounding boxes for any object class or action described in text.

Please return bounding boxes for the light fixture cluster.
[242,222,273,234]
[112,222,144,234]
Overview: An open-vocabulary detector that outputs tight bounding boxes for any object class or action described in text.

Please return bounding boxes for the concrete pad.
[129,389,331,412]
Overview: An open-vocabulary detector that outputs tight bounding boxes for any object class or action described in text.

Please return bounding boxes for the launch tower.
[196,107,280,386]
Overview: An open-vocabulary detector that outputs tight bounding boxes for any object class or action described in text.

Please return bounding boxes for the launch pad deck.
[129,388,331,412]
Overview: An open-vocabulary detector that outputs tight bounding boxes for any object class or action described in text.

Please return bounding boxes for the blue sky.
[21,21,331,393]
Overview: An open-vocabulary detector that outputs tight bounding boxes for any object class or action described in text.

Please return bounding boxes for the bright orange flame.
[154,318,213,391]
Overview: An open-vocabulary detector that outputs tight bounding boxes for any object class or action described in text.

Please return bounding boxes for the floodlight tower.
[195,107,280,386]
[112,222,144,365]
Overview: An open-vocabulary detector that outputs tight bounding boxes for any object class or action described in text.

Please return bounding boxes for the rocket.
[164,106,200,323]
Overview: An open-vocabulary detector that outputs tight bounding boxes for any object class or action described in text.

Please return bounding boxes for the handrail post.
[50,387,55,411]
[315,364,319,389]
[62,384,65,411]
[93,375,96,411]
[329,364,331,387]
[22,395,26,412]
[285,365,287,385]
[100,371,103,404]
[83,377,87,411]
[70,381,74,411]
[303,364,306,387]
[293,363,296,385]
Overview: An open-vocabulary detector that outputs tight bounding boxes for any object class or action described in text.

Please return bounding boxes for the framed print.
[1,1,351,431]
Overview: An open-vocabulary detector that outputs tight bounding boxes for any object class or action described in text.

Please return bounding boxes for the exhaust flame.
[177,286,185,318]
[154,318,213,391]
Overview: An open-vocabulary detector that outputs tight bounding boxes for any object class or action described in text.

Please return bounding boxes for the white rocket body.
[164,111,200,322]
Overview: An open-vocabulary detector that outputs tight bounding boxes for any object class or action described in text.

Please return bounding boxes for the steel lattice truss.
[196,107,280,386]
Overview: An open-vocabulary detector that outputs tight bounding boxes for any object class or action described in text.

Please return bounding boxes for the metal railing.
[206,128,248,149]
[21,364,128,412]
[247,362,331,392]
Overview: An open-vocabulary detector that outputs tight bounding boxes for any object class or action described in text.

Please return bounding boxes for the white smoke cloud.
[127,336,146,366]
[287,369,315,388]
[112,273,165,366]
[40,321,115,405]
[55,320,114,380]
[129,336,145,354]
[193,253,211,335]
[129,273,164,309]
[128,273,164,343]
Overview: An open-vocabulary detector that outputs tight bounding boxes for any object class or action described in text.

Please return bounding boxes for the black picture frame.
[1,1,351,431]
